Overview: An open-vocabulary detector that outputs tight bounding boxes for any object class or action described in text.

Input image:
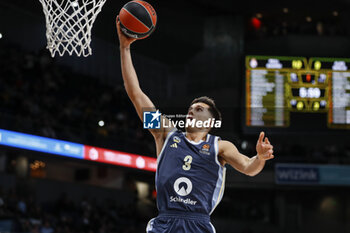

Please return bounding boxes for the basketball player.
[116,17,274,233]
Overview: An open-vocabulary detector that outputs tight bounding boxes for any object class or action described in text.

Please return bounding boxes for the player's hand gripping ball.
[118,0,157,39]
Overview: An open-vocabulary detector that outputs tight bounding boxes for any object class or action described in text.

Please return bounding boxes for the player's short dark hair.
[190,96,222,121]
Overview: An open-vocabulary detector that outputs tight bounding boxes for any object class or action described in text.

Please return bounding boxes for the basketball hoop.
[39,0,107,57]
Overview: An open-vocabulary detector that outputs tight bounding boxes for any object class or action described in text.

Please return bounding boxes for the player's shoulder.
[162,127,180,140]
[218,140,231,147]
[151,116,177,141]
[217,140,238,154]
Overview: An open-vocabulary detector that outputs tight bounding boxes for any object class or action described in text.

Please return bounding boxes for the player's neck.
[185,131,208,143]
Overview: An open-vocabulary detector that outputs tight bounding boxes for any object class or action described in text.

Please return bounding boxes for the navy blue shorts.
[146,211,216,233]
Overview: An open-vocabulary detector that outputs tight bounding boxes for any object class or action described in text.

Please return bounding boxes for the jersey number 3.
[182,155,193,171]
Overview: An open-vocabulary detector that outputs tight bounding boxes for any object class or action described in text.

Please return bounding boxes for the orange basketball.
[118,0,157,39]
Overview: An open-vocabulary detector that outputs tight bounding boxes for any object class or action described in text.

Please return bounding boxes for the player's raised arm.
[116,16,174,142]
[218,132,274,176]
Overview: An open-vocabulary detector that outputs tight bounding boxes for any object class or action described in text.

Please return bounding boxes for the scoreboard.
[246,56,350,129]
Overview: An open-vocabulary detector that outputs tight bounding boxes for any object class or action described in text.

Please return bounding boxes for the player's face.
[186,102,213,125]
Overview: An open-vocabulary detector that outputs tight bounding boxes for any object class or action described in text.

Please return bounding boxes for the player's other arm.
[116,17,174,141]
[218,132,274,176]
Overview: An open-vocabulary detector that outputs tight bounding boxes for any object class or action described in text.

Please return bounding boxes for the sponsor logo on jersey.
[173,136,181,143]
[170,177,197,205]
[170,196,197,205]
[202,144,210,151]
[174,177,192,196]
[199,144,211,155]
[170,143,177,148]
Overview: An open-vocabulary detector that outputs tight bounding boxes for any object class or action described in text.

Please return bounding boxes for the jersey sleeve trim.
[209,167,226,215]
[206,134,211,142]
[214,136,225,169]
[210,136,227,215]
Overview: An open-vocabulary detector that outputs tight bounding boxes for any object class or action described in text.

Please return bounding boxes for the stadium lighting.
[241,141,248,150]
[98,120,105,127]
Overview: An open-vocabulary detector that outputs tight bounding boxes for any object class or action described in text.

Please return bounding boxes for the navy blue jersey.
[155,129,226,215]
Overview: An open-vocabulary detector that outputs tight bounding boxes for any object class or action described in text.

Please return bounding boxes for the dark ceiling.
[1,0,350,64]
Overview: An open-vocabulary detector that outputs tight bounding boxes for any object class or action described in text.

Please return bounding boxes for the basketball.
[118,0,157,39]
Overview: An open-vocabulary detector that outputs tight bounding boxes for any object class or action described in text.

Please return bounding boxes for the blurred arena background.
[0,0,350,232]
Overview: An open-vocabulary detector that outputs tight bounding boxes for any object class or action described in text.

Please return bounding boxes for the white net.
[39,0,107,57]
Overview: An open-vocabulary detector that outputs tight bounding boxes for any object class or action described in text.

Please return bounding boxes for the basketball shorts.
[146,210,216,233]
